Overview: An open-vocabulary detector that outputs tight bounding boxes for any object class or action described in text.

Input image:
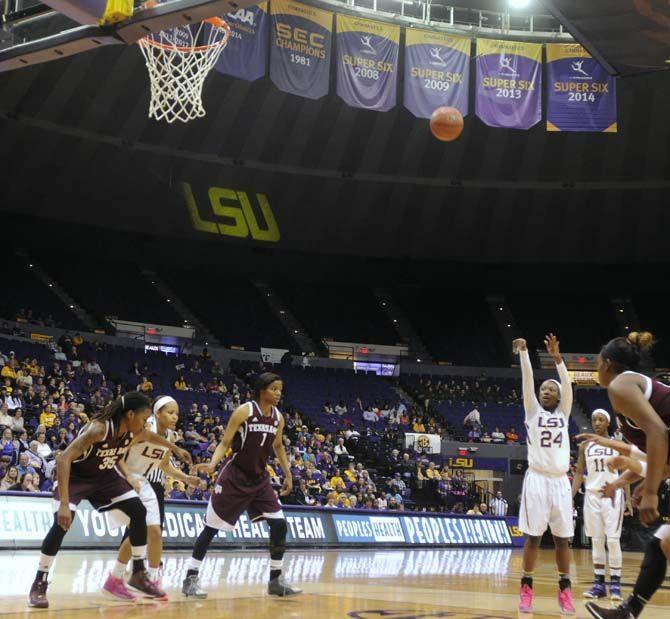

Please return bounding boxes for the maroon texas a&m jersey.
[616,371,670,461]
[71,419,133,477]
[223,401,280,481]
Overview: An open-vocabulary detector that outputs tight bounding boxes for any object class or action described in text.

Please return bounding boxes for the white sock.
[187,557,202,572]
[131,545,147,561]
[610,568,622,578]
[112,561,127,579]
[270,559,283,571]
[594,568,606,576]
[147,566,160,580]
[38,553,55,573]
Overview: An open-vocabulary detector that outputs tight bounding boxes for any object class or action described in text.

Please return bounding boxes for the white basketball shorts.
[583,489,624,539]
[519,469,574,538]
[137,477,162,527]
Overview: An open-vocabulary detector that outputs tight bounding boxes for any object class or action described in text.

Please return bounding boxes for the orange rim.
[138,18,231,53]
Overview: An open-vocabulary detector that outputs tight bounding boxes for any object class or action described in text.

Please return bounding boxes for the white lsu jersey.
[124,416,176,481]
[520,349,573,477]
[584,440,619,492]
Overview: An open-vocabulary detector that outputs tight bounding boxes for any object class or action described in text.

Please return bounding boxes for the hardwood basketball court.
[1,548,668,618]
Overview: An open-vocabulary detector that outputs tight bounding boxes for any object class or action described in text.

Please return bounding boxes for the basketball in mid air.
[430,106,464,142]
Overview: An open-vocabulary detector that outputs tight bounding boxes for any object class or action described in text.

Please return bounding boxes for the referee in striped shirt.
[489,491,508,517]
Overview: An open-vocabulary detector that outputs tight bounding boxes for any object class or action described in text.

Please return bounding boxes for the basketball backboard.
[0,0,258,71]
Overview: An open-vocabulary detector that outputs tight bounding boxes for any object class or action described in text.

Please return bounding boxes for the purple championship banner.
[215,2,268,81]
[475,39,541,130]
[336,15,400,112]
[403,29,470,119]
[546,43,617,133]
[270,0,333,99]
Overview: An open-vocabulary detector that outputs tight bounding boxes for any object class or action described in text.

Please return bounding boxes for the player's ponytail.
[600,331,655,373]
[93,392,151,424]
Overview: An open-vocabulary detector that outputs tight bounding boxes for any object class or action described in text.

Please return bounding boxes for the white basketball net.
[139,19,230,123]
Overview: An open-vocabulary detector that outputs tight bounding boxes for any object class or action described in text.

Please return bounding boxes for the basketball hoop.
[138,14,230,123]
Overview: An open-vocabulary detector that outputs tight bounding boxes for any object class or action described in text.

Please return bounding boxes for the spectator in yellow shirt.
[174,376,188,391]
[412,418,426,433]
[39,409,58,428]
[344,462,357,483]
[329,469,344,491]
[337,493,351,508]
[1,364,17,380]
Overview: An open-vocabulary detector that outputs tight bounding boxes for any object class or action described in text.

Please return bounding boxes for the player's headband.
[546,379,562,396]
[153,395,177,414]
[591,408,611,423]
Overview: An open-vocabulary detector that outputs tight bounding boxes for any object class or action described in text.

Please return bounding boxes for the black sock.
[35,570,48,582]
[595,573,606,585]
[626,538,667,616]
[559,575,571,591]
[132,559,145,574]
[521,576,533,588]
[611,574,621,584]
[626,594,648,617]
[186,569,199,578]
[270,569,281,581]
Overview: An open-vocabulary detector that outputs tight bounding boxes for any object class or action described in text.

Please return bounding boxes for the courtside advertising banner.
[270,0,333,99]
[215,2,268,81]
[546,43,617,133]
[403,30,470,119]
[336,15,400,111]
[0,494,512,549]
[475,38,542,130]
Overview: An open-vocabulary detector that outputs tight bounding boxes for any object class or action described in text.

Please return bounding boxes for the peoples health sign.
[0,494,512,549]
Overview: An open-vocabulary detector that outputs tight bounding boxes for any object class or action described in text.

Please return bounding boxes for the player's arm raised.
[55,420,107,531]
[196,404,249,475]
[513,338,539,417]
[571,441,586,498]
[608,373,669,525]
[545,333,572,415]
[576,433,634,457]
[273,414,292,497]
[160,451,203,489]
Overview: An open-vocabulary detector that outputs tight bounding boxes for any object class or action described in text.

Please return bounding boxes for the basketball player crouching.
[572,409,630,601]
[513,334,575,614]
[182,372,301,598]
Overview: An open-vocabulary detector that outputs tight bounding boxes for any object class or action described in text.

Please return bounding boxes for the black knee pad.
[115,498,147,547]
[268,519,287,560]
[641,537,667,576]
[193,525,219,561]
[41,514,70,556]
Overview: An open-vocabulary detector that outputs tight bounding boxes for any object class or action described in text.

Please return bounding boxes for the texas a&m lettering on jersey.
[224,401,280,480]
[72,419,132,475]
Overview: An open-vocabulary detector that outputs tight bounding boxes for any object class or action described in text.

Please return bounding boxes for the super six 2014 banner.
[336,15,400,112]
[403,30,470,119]
[215,2,268,81]
[546,43,617,133]
[270,0,333,99]
[475,38,542,130]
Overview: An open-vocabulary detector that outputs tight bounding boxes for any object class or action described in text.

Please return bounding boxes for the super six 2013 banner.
[546,43,617,133]
[215,2,268,81]
[475,38,542,130]
[270,0,333,99]
[403,30,470,119]
[336,15,400,112]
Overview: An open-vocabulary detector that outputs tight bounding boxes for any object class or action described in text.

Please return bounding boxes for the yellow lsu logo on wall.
[447,457,474,468]
[182,182,280,243]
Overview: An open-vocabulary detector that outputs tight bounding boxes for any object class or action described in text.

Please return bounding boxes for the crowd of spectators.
[0,333,506,516]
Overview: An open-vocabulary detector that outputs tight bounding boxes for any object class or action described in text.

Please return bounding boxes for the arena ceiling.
[1,5,670,264]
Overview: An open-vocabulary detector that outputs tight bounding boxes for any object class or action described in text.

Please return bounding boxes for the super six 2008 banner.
[336,15,400,112]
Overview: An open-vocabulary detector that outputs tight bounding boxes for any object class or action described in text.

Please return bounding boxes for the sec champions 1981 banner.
[403,30,470,119]
[336,15,400,112]
[215,2,268,81]
[270,0,332,99]
[546,43,617,133]
[475,39,541,130]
